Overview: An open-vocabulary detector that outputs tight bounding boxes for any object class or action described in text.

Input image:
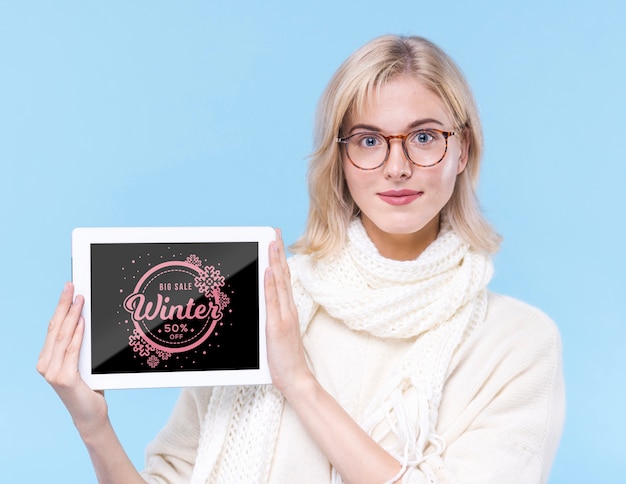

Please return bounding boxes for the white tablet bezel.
[72,226,275,390]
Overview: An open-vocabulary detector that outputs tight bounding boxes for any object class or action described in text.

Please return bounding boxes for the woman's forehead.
[345,77,453,130]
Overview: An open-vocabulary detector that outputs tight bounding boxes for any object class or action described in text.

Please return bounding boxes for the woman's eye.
[356,134,382,148]
[412,131,434,144]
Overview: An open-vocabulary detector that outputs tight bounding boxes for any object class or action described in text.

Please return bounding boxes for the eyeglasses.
[337,128,456,170]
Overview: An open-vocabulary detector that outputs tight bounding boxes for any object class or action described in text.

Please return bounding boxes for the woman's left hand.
[264,229,312,397]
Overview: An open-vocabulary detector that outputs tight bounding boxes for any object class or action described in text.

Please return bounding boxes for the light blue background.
[1,1,624,482]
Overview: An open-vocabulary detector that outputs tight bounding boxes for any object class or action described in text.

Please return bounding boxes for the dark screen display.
[90,242,259,374]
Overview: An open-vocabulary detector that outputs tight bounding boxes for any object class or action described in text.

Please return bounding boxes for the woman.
[37,35,565,483]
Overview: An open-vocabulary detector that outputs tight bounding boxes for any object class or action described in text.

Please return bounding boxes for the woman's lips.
[377,189,422,206]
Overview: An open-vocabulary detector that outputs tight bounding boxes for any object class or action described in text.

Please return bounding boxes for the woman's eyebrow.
[348,118,445,134]
[348,123,380,133]
[408,118,445,129]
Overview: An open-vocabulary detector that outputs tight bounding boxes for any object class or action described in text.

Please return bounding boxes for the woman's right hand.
[36,282,109,437]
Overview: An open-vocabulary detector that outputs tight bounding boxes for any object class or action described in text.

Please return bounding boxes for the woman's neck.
[360,215,440,261]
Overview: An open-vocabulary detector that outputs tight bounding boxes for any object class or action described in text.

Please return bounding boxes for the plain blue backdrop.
[1,1,624,482]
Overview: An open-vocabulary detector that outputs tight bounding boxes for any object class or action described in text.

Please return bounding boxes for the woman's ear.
[456,136,470,175]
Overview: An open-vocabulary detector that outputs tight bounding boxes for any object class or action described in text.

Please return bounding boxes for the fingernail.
[62,282,70,294]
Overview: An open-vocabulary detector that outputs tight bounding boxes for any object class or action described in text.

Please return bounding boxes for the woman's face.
[342,75,468,260]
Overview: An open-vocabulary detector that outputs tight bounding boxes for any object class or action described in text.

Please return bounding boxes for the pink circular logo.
[122,254,231,367]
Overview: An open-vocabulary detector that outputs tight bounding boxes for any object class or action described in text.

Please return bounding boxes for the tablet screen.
[90,242,259,374]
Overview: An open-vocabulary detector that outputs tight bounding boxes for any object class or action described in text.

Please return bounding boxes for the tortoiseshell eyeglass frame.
[336,128,456,170]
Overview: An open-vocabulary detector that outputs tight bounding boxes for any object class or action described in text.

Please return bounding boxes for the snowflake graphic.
[215,290,231,310]
[186,254,203,267]
[194,265,225,297]
[147,355,160,368]
[129,329,154,357]
[156,349,172,361]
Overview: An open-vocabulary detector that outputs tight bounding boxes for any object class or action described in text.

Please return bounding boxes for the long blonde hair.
[291,35,501,258]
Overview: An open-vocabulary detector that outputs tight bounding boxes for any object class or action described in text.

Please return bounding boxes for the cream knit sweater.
[141,290,564,483]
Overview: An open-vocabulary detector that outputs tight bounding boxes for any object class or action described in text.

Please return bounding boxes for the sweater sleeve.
[401,294,566,484]
[140,387,213,483]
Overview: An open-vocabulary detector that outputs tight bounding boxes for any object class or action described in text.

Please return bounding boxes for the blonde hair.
[291,35,501,258]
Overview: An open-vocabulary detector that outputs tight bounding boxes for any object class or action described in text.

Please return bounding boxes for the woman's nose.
[383,138,412,179]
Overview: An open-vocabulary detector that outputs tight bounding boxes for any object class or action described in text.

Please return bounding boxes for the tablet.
[72,226,275,390]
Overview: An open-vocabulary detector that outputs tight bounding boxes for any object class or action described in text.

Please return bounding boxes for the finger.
[264,266,279,316]
[274,228,292,280]
[45,294,85,381]
[268,241,292,317]
[50,281,76,327]
[275,230,298,316]
[47,315,86,392]
[270,231,295,305]
[37,282,74,373]
[64,315,85,373]
[264,266,287,340]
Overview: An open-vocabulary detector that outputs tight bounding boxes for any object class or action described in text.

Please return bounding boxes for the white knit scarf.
[191,219,493,483]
